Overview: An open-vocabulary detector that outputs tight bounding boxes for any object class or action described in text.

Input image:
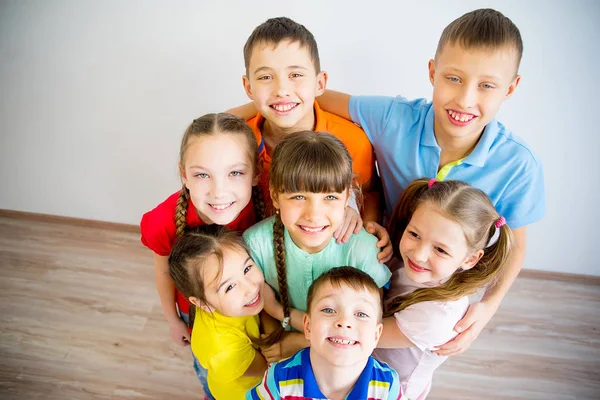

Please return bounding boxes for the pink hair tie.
[495,216,506,229]
[428,178,437,188]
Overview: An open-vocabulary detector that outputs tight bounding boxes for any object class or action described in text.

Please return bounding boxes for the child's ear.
[189,296,213,313]
[270,189,280,211]
[179,163,188,186]
[252,159,263,186]
[505,74,521,99]
[374,322,384,342]
[303,313,311,340]
[315,70,328,96]
[242,75,254,100]
[428,59,436,86]
[460,249,484,271]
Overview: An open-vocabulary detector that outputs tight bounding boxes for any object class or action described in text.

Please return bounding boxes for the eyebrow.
[252,65,310,76]
[216,257,252,292]
[188,162,250,171]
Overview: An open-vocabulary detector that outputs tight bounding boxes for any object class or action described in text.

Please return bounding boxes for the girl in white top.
[374,178,514,399]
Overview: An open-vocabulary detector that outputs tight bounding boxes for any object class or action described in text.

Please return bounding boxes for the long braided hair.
[255,131,355,346]
[385,178,514,316]
[175,113,265,237]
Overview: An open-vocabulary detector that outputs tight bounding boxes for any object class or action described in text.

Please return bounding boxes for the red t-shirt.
[140,190,256,315]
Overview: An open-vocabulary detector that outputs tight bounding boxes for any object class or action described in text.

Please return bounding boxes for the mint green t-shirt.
[243,216,391,312]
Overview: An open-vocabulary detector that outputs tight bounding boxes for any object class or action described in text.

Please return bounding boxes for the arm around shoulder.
[317,89,352,121]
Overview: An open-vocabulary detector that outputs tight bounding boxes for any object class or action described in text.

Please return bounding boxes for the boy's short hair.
[307,267,383,321]
[435,8,523,71]
[243,17,321,75]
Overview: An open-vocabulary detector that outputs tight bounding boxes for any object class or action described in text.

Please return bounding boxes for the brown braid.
[175,184,190,237]
[252,185,266,222]
[252,213,290,347]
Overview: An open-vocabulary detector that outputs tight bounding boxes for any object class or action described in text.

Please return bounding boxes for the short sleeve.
[243,224,269,275]
[246,365,279,400]
[387,367,404,400]
[140,209,174,256]
[498,161,545,229]
[206,333,258,384]
[349,230,392,288]
[394,299,468,351]
[348,95,399,145]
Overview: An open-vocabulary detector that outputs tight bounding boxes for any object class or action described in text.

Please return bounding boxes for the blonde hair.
[257,131,355,346]
[175,113,265,237]
[385,178,514,316]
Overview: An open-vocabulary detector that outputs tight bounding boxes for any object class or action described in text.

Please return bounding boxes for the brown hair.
[385,178,514,316]
[175,113,265,237]
[168,225,251,329]
[243,17,321,76]
[435,8,523,72]
[256,131,355,346]
[307,267,383,322]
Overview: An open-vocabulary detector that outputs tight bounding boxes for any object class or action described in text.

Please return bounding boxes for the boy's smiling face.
[428,42,521,146]
[243,39,327,132]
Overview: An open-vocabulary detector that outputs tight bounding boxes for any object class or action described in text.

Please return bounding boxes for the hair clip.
[281,316,290,329]
[428,178,437,188]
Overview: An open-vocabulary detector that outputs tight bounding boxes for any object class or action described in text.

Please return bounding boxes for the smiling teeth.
[245,293,259,306]
[272,103,297,112]
[448,110,475,122]
[301,226,325,232]
[329,338,356,345]
[210,202,234,210]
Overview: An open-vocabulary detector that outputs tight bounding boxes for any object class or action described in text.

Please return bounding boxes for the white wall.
[1,0,598,275]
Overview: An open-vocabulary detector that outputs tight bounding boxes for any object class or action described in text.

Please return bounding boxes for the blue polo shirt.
[246,348,405,400]
[349,95,545,229]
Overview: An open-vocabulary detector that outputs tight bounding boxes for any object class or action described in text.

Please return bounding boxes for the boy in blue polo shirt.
[246,267,404,400]
[317,8,545,357]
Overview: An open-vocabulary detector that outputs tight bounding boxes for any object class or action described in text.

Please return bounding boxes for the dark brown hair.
[168,225,252,328]
[243,17,321,76]
[307,267,383,321]
[385,178,514,316]
[256,131,355,346]
[175,113,265,237]
[435,8,523,72]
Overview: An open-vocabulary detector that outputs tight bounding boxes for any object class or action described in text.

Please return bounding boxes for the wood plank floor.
[0,214,598,400]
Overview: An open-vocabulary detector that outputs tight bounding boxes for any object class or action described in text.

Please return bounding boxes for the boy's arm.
[317,89,353,121]
[226,101,257,120]
[435,227,527,356]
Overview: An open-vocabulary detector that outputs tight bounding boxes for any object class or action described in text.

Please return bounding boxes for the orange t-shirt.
[247,101,375,211]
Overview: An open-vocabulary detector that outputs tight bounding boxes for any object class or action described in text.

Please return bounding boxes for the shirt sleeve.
[139,210,174,256]
[349,230,392,288]
[498,161,545,229]
[207,332,258,385]
[243,227,267,275]
[246,365,280,400]
[387,367,405,400]
[394,299,468,351]
[348,95,399,145]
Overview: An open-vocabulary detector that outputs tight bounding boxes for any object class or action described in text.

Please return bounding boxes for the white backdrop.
[1,0,598,275]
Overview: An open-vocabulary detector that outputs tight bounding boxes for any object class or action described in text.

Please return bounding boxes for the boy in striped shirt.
[247,267,405,400]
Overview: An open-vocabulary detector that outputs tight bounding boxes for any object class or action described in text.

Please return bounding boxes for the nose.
[335,313,353,329]
[209,176,225,199]
[274,77,290,97]
[456,84,477,109]
[303,199,323,220]
[412,242,429,263]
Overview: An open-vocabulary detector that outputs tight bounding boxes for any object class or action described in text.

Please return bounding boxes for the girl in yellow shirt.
[169,225,270,399]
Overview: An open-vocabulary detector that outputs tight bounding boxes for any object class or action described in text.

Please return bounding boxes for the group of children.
[140,8,544,400]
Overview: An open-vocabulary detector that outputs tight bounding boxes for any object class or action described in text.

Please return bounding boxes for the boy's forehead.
[248,39,315,73]
[312,281,380,308]
[436,42,520,79]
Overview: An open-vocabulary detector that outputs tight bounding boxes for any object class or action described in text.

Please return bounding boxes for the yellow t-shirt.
[191,308,261,399]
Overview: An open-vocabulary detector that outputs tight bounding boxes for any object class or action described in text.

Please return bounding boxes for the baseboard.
[0,209,139,233]
[1,208,598,284]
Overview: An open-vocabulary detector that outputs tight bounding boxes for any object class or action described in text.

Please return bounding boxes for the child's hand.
[365,221,393,263]
[259,332,306,363]
[433,301,496,356]
[262,284,284,321]
[334,206,363,244]
[169,319,191,346]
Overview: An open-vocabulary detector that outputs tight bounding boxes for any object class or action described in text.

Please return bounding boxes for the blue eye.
[195,173,209,178]
[325,195,338,201]
[292,195,306,200]
[481,83,495,89]
[321,308,335,314]
[356,311,369,318]
[448,76,460,83]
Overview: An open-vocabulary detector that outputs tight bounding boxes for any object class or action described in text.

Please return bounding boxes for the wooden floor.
[0,213,598,400]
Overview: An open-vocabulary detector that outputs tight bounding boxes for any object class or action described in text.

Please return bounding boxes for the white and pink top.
[373,258,469,399]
